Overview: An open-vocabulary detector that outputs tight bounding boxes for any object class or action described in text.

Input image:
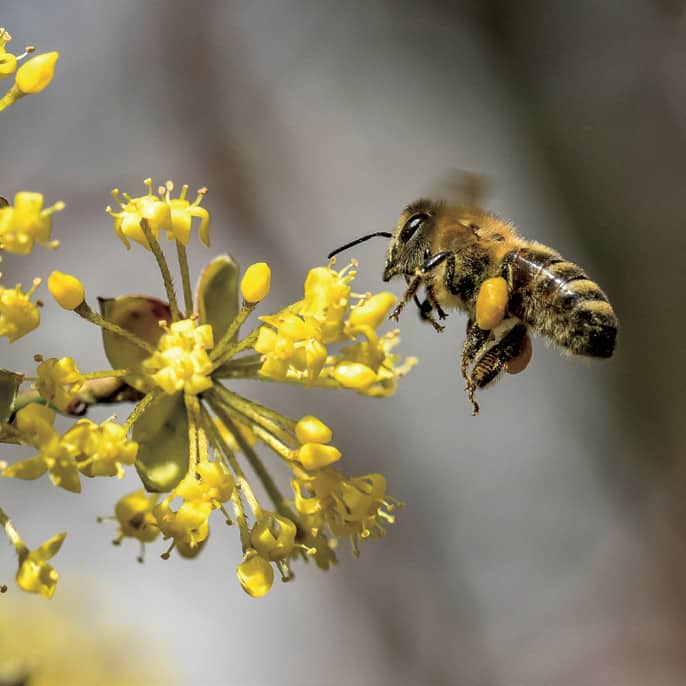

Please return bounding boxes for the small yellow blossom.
[291,468,398,556]
[153,499,211,555]
[113,490,160,544]
[250,512,297,562]
[35,356,83,411]
[15,51,58,94]
[107,179,171,250]
[252,263,415,394]
[173,462,234,507]
[237,549,274,597]
[15,531,66,599]
[0,277,41,341]
[143,319,214,395]
[47,271,85,310]
[240,262,271,303]
[0,191,63,254]
[68,419,138,478]
[163,182,210,246]
[0,28,17,79]
[4,404,81,492]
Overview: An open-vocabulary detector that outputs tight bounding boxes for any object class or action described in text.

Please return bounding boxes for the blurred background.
[1,1,686,684]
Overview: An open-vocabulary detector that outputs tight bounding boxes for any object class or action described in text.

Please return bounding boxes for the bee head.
[382,199,437,282]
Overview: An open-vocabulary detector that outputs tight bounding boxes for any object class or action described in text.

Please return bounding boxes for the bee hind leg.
[462,322,528,416]
[461,319,491,415]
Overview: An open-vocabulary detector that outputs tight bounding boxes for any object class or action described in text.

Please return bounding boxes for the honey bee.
[328,179,618,414]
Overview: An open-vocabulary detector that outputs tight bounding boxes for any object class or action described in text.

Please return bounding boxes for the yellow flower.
[0,277,41,342]
[15,531,66,599]
[292,467,399,556]
[4,405,136,491]
[252,263,415,394]
[107,178,171,250]
[0,191,63,254]
[113,490,160,544]
[0,28,17,78]
[68,419,138,478]
[37,180,414,596]
[3,405,81,493]
[142,319,214,395]
[163,182,210,246]
[250,512,297,562]
[236,549,274,597]
[15,51,58,94]
[173,462,234,506]
[153,499,212,555]
[47,271,85,310]
[35,356,83,411]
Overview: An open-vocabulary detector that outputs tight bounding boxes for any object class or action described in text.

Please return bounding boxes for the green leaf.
[133,392,189,492]
[0,369,23,423]
[196,254,240,343]
[98,296,171,391]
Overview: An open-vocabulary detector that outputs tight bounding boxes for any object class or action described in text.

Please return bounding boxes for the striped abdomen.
[502,246,617,357]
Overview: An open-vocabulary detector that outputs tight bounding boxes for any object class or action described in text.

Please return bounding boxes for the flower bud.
[15,51,58,94]
[295,443,341,469]
[237,550,274,597]
[348,292,396,329]
[47,271,85,310]
[241,262,271,303]
[295,415,332,445]
[333,362,376,390]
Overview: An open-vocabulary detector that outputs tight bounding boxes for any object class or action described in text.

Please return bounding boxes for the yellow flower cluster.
[107,178,210,250]
[255,263,416,396]
[0,276,41,341]
[3,405,138,492]
[0,191,63,254]
[0,177,414,599]
[142,319,214,395]
[0,192,65,343]
[35,356,83,412]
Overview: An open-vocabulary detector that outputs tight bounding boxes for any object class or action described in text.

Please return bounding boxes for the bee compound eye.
[400,213,428,243]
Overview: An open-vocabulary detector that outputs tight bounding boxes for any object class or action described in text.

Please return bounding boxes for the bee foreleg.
[390,274,422,322]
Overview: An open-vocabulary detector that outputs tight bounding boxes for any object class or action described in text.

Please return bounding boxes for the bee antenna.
[327,232,393,259]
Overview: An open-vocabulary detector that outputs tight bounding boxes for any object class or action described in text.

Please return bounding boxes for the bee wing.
[429,170,492,208]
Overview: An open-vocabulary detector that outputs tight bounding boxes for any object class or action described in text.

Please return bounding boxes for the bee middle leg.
[414,286,448,333]
[390,250,453,322]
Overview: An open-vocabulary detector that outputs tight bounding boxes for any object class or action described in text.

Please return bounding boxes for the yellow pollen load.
[475,276,509,330]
